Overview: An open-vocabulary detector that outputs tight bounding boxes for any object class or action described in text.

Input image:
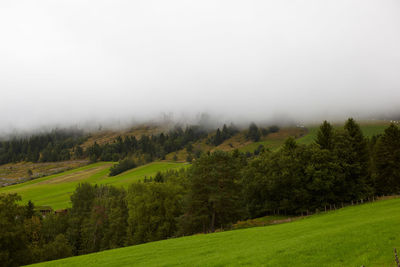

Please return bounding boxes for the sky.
[0,0,400,132]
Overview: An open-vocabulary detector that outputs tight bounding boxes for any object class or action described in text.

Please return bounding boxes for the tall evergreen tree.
[335,118,371,201]
[179,151,243,234]
[316,120,335,150]
[373,123,400,194]
[247,123,260,142]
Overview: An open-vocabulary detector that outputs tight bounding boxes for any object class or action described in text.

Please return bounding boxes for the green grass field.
[297,122,390,145]
[238,139,285,152]
[31,197,400,266]
[0,161,186,210]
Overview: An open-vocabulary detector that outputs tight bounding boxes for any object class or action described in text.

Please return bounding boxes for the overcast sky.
[1,0,400,132]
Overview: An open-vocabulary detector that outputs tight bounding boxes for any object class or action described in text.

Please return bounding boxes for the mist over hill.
[1,0,400,135]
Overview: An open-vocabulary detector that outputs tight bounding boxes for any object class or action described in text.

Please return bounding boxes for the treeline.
[1,119,400,266]
[0,122,277,167]
[208,124,239,146]
[0,180,186,266]
[86,126,208,163]
[0,129,86,164]
[246,122,279,142]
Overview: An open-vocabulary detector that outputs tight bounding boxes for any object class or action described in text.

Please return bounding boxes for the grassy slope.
[0,161,186,209]
[297,122,390,145]
[80,124,166,149]
[238,127,307,152]
[162,122,391,158]
[32,198,400,267]
[0,160,88,185]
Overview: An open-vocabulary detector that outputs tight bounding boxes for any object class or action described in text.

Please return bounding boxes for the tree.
[247,123,260,142]
[127,183,183,245]
[373,123,400,195]
[25,200,35,219]
[179,151,243,234]
[334,118,372,201]
[109,158,136,176]
[213,128,223,146]
[102,190,128,249]
[316,120,335,150]
[154,171,164,183]
[70,183,96,216]
[0,194,29,267]
[41,234,73,261]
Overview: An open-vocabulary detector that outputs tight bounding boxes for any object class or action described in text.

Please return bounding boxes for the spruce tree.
[335,118,371,201]
[373,123,400,194]
[247,123,260,142]
[316,120,335,150]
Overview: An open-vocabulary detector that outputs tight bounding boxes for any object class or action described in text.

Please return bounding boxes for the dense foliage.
[0,129,86,164]
[1,119,399,266]
[208,124,239,146]
[86,126,208,163]
[109,158,137,176]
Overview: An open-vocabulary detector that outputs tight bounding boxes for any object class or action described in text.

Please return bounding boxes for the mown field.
[0,160,88,186]
[31,197,400,266]
[0,161,186,209]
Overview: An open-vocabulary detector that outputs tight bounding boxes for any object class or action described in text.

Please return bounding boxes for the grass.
[0,160,88,186]
[81,125,165,149]
[0,161,186,210]
[239,127,307,152]
[297,122,390,145]
[31,197,400,266]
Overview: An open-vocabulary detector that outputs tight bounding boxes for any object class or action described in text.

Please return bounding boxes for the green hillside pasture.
[32,198,400,267]
[238,127,308,152]
[0,161,186,210]
[238,139,284,153]
[298,122,390,145]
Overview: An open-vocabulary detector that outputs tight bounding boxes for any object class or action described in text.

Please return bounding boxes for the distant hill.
[0,120,393,184]
[0,161,186,209]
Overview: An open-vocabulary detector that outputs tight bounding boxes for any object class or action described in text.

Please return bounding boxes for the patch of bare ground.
[37,163,112,185]
[80,125,166,149]
[0,160,89,186]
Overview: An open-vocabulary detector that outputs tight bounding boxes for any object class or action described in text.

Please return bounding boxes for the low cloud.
[0,0,399,134]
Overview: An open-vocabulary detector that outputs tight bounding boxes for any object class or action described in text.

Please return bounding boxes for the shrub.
[109,158,136,176]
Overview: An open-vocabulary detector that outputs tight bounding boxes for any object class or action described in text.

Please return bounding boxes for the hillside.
[0,160,88,187]
[0,161,186,210]
[80,124,166,149]
[165,121,391,161]
[31,197,400,266]
[0,121,391,184]
[297,121,391,145]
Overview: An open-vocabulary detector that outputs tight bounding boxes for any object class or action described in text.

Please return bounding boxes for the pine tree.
[213,128,223,146]
[316,120,335,150]
[335,118,371,201]
[180,151,242,234]
[247,123,260,142]
[373,123,400,194]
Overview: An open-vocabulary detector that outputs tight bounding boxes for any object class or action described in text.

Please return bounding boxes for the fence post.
[395,248,400,267]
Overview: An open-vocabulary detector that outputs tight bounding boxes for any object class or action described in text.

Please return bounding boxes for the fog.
[1,0,400,133]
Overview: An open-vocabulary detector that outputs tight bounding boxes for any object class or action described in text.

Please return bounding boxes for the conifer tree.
[247,123,260,142]
[316,120,335,150]
[373,123,400,194]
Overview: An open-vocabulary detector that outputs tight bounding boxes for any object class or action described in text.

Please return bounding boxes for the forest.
[0,119,400,266]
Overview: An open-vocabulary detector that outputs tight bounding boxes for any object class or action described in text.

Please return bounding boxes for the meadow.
[0,161,186,209]
[297,122,391,145]
[31,197,400,266]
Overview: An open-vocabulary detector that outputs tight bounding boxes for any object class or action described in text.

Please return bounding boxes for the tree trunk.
[210,210,216,233]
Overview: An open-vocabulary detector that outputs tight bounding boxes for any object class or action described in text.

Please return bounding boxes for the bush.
[109,158,136,176]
